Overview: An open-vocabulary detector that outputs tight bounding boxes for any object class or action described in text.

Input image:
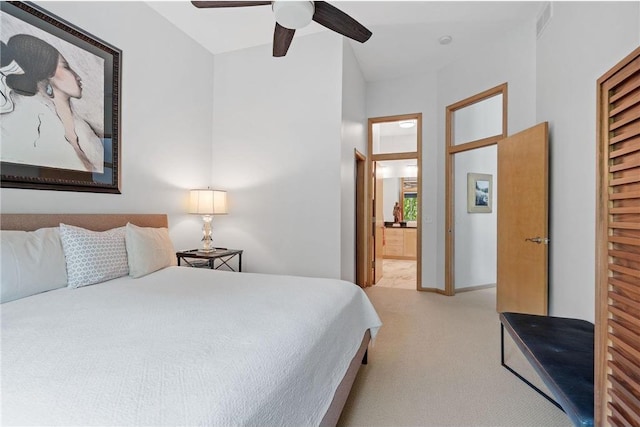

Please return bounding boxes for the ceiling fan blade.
[191,1,271,8]
[273,23,295,57]
[312,1,372,43]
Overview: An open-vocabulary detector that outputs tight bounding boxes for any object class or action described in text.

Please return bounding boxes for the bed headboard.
[0,214,168,231]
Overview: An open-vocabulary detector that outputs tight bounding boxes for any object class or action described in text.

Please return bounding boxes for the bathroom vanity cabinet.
[383,227,417,260]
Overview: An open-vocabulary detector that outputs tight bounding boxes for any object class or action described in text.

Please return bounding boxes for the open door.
[373,163,384,284]
[496,122,549,315]
[355,150,367,287]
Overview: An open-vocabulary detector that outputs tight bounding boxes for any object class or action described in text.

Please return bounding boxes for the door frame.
[366,113,423,290]
[355,149,368,287]
[445,83,508,296]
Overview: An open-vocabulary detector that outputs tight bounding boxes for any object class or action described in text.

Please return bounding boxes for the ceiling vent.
[536,2,553,39]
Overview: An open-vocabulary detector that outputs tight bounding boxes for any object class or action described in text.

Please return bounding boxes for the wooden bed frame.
[0,213,369,426]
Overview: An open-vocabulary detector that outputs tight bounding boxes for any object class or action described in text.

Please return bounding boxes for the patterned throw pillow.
[59,223,129,288]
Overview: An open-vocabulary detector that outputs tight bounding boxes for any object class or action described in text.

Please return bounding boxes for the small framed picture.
[0,1,121,193]
[467,173,492,213]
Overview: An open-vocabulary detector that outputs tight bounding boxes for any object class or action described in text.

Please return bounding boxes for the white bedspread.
[1,267,381,426]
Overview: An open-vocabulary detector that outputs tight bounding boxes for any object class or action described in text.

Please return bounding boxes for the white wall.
[340,40,367,282]
[210,33,344,278]
[536,1,640,321]
[367,71,438,288]
[0,1,214,250]
[454,145,497,289]
[437,21,537,138]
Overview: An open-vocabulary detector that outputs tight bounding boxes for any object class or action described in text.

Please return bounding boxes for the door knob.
[525,236,549,244]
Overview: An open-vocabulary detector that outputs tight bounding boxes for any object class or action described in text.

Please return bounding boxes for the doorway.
[366,113,422,290]
[445,84,550,315]
[374,159,419,289]
[445,84,507,296]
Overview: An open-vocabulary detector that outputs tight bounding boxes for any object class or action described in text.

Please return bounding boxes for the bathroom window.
[402,177,417,221]
[403,193,417,221]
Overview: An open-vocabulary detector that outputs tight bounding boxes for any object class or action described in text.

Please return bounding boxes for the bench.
[499,312,594,427]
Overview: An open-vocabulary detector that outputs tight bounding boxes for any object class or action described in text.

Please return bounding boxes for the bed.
[1,214,381,426]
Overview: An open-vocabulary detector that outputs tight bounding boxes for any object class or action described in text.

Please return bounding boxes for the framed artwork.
[467,173,492,213]
[0,1,121,193]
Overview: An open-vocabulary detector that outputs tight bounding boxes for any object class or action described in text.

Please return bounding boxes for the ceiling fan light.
[272,1,315,30]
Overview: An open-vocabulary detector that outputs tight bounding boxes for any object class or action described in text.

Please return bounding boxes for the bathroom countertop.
[384,223,417,228]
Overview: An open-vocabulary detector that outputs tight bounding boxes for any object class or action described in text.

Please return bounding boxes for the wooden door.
[374,165,384,283]
[497,122,549,315]
[355,150,367,287]
[596,46,640,427]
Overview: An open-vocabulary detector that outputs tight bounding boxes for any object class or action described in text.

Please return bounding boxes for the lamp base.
[201,215,215,252]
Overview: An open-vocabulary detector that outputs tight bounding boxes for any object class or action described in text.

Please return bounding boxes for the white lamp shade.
[189,189,228,215]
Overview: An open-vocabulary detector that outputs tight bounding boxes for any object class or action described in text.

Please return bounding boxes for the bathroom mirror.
[378,159,418,225]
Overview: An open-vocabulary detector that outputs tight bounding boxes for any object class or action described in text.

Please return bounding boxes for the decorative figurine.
[393,202,402,223]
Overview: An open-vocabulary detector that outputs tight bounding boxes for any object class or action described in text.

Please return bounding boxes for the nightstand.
[176,249,243,272]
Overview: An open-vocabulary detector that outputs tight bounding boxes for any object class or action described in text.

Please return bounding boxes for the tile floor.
[375,259,416,290]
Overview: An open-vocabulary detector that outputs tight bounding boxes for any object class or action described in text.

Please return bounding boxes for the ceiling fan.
[191,1,373,57]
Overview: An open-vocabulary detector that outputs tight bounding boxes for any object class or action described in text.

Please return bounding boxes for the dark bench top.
[500,312,594,427]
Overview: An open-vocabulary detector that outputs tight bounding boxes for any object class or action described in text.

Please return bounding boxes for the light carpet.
[338,287,573,427]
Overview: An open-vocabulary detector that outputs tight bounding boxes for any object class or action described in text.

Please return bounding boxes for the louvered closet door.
[597,46,640,427]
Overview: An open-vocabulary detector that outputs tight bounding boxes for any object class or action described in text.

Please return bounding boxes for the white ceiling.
[148,1,542,82]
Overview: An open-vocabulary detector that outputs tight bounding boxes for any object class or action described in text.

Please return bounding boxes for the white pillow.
[59,223,128,288]
[125,223,177,278]
[1,227,68,303]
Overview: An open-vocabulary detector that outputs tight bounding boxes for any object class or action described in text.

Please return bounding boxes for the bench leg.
[500,323,564,412]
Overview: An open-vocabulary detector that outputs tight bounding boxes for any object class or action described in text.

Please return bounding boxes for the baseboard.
[417,287,447,295]
[455,283,496,293]
[418,286,491,295]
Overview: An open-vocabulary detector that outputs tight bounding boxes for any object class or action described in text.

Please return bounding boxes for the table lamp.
[189,189,228,252]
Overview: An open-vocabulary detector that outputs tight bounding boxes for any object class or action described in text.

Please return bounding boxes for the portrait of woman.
[0,32,104,173]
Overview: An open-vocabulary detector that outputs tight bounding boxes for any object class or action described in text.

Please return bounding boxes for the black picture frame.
[0,1,121,193]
